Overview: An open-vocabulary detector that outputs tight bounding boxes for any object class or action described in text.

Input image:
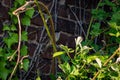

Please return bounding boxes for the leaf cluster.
[0,0,35,79]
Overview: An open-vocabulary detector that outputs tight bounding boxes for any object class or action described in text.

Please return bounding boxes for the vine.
[0,0,57,79]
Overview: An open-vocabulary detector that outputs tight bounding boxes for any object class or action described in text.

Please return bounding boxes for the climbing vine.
[0,0,57,79]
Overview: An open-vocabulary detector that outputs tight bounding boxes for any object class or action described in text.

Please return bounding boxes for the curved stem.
[8,14,21,80]
[34,0,56,52]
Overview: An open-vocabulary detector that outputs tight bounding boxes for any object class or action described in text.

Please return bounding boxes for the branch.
[92,47,120,80]
[8,14,21,80]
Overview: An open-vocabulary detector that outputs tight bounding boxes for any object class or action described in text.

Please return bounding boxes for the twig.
[10,1,58,77]
[92,47,120,80]
[13,1,35,15]
[20,55,29,63]
[69,6,86,37]
[8,14,21,80]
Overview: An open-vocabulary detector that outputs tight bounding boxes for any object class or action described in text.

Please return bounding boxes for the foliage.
[0,0,120,80]
[0,0,34,79]
[54,36,120,80]
[54,0,120,80]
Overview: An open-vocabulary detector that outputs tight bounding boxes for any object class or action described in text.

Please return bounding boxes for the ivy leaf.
[90,23,101,36]
[0,48,3,57]
[16,0,25,5]
[0,61,9,80]
[11,24,17,31]
[112,11,120,21]
[92,9,107,20]
[53,51,65,57]
[105,0,115,7]
[3,25,10,31]
[0,68,9,80]
[23,59,29,71]
[20,45,28,56]
[21,16,31,26]
[4,33,18,48]
[12,16,18,24]
[21,31,28,41]
[25,8,35,18]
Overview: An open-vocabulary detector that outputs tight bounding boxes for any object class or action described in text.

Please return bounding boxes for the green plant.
[53,0,120,80]
[53,36,120,80]
[0,0,32,80]
[0,0,58,79]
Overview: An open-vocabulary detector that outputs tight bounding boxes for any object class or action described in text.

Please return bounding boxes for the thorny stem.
[8,14,21,80]
[86,0,103,40]
[92,47,120,80]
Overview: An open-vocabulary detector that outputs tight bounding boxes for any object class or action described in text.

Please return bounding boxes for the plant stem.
[92,47,120,80]
[34,0,60,75]
[8,14,21,80]
[34,0,56,52]
[86,0,103,40]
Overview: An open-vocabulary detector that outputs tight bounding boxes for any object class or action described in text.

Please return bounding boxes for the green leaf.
[23,59,29,71]
[112,11,120,22]
[108,22,120,30]
[53,51,65,57]
[36,76,41,80]
[0,68,9,80]
[59,62,71,74]
[70,66,79,76]
[87,56,98,63]
[105,0,116,7]
[92,23,100,29]
[92,9,108,20]
[11,24,17,31]
[21,16,31,26]
[49,74,56,80]
[16,0,25,5]
[20,45,28,56]
[116,32,120,37]
[4,33,18,48]
[21,31,28,41]
[3,25,10,31]
[60,45,69,53]
[25,8,35,18]
[61,54,70,62]
[67,75,76,80]
[0,48,3,57]
[12,16,18,24]
[0,61,9,80]
[90,23,101,36]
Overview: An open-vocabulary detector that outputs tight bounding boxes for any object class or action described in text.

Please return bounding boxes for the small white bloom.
[75,36,83,46]
[96,58,102,68]
[57,76,62,80]
[116,57,120,63]
[83,46,90,50]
